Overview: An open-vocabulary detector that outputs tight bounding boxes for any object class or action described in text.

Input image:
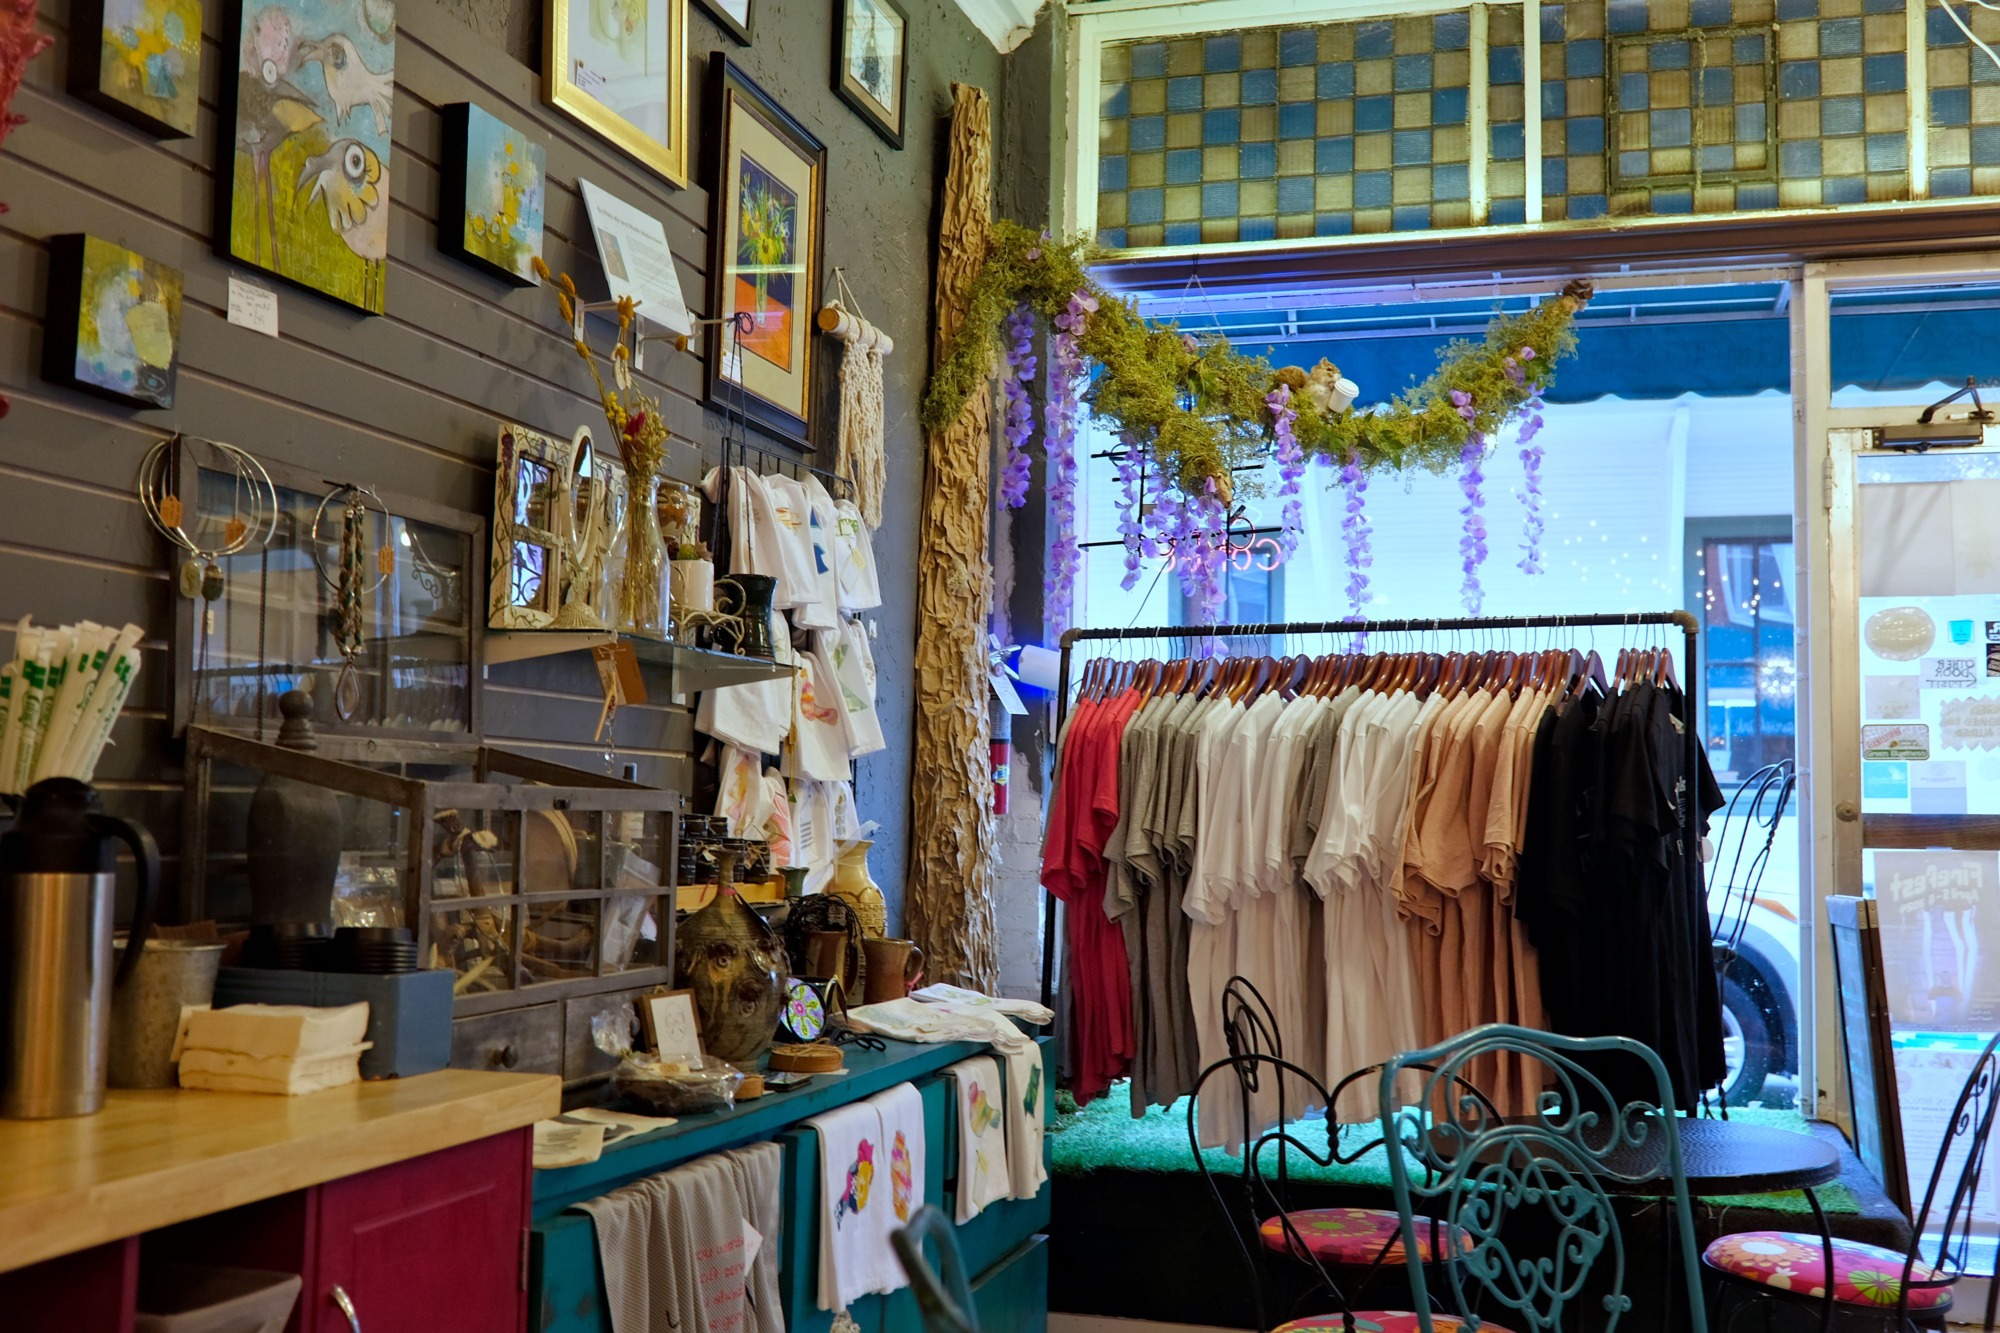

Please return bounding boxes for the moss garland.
[920,221,1593,500]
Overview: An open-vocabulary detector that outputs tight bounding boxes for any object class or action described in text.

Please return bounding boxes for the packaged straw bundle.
[0,618,145,795]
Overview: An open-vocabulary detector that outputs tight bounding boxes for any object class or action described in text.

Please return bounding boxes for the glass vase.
[619,470,668,639]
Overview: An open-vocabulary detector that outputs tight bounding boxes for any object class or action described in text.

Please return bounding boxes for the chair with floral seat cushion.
[1274,1315,1508,1333]
[1702,1028,2000,1333]
[1378,1025,1711,1333]
[1189,977,1495,1332]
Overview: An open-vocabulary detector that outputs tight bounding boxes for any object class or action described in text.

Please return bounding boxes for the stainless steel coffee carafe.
[0,778,158,1118]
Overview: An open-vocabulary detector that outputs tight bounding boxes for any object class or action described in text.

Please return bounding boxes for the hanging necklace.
[138,436,277,725]
[310,483,393,721]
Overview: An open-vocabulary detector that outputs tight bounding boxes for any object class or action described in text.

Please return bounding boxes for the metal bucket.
[109,938,224,1089]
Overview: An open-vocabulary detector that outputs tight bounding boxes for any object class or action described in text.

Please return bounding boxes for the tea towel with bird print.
[864,1081,927,1234]
[808,1096,902,1311]
[945,1056,1011,1223]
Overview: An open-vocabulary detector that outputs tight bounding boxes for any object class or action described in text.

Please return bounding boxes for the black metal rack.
[1040,609,1703,1009]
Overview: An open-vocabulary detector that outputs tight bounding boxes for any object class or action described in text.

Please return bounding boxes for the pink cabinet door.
[306,1129,531,1333]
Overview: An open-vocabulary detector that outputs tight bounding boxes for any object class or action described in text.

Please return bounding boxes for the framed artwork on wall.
[694,0,751,46]
[68,0,204,138]
[439,104,547,285]
[832,0,906,150]
[704,54,826,448]
[545,0,690,187]
[42,234,184,409]
[218,0,397,314]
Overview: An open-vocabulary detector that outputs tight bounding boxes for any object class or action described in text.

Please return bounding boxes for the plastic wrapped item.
[611,1053,744,1116]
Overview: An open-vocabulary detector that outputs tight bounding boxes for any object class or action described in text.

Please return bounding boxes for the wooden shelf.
[485,631,796,692]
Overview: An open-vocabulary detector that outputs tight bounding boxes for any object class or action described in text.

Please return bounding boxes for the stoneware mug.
[861,937,925,1005]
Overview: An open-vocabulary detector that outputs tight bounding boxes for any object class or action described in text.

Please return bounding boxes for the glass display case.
[180,728,680,1017]
[171,451,482,740]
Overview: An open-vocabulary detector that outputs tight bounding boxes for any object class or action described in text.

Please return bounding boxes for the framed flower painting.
[546,0,690,186]
[218,0,398,314]
[439,104,547,285]
[703,55,825,448]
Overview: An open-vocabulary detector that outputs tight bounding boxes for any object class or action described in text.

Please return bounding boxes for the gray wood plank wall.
[3,0,1013,926]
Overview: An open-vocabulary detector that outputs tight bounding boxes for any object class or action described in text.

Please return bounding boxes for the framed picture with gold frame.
[703,54,826,448]
[545,0,690,187]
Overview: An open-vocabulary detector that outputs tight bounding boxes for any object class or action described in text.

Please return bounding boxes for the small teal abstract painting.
[440,103,547,285]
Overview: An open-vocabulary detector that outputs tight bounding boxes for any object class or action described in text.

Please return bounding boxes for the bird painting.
[298,138,389,308]
[295,32,392,136]
[225,0,396,313]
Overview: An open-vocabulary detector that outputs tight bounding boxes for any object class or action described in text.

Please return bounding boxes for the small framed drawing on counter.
[703,54,826,449]
[545,0,690,186]
[833,0,907,150]
[641,988,703,1064]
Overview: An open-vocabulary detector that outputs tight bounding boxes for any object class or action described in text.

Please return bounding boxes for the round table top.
[1429,1116,1842,1196]
[1581,1118,1841,1196]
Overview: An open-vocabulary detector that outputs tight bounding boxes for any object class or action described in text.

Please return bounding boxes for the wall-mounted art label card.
[579,178,691,335]
[1864,723,1930,761]
[1940,698,2000,751]
[226,277,278,338]
[1922,657,1981,691]
[1866,674,1922,720]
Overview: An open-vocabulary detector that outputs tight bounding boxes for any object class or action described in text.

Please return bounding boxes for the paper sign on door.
[1864,724,1931,761]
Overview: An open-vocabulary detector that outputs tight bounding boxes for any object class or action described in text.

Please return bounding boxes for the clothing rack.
[1040,609,1704,1010]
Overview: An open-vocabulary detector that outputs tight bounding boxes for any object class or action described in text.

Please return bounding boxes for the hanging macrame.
[822,272,891,530]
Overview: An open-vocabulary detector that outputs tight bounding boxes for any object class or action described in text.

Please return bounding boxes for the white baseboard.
[1049,1318,1246,1333]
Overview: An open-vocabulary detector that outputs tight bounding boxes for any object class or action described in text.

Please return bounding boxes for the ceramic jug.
[673,862,786,1064]
[829,840,887,937]
[713,575,779,660]
[861,938,925,1005]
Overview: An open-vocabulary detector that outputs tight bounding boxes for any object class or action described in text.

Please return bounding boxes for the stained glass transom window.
[1090,0,2000,250]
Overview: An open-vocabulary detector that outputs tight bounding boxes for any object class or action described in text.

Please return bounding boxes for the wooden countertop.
[0,1069,560,1273]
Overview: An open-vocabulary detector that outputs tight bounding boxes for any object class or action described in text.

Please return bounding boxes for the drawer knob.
[494,1043,520,1069]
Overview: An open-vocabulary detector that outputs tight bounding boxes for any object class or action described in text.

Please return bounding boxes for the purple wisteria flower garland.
[1451,389,1488,615]
[1266,384,1306,558]
[1043,289,1094,637]
[1114,439,1147,590]
[1507,347,1548,576]
[997,304,1035,511]
[1339,453,1372,624]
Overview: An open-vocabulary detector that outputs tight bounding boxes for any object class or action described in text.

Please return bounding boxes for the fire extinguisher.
[991,739,1011,815]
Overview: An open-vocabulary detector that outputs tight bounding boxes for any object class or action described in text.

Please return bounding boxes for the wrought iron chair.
[891,1205,980,1333]
[1188,976,1495,1332]
[1702,1029,2000,1333]
[1377,1024,1710,1333]
[1704,759,1797,1115]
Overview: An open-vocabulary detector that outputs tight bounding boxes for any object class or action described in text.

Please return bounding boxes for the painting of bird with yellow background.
[225,0,396,313]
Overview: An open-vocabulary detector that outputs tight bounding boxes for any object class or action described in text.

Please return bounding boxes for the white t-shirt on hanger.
[761,475,821,612]
[696,602,795,755]
[826,622,886,757]
[834,499,883,612]
[792,635,852,782]
[794,476,843,630]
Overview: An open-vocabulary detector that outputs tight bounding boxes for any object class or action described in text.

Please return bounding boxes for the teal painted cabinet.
[531,1036,1051,1333]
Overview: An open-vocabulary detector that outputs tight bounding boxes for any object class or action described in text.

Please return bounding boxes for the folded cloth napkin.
[843,997,1035,1053]
[576,1149,770,1333]
[1001,1040,1049,1200]
[913,984,1053,1026]
[944,1056,1011,1223]
[807,1098,900,1312]
[866,1081,927,1233]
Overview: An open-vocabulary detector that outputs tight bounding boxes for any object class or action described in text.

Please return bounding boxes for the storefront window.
[1693,528,1798,782]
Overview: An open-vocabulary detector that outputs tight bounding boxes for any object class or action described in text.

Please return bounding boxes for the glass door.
[1840,432,2000,1267]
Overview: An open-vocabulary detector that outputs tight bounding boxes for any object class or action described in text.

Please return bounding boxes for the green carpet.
[1050,1083,1858,1216]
